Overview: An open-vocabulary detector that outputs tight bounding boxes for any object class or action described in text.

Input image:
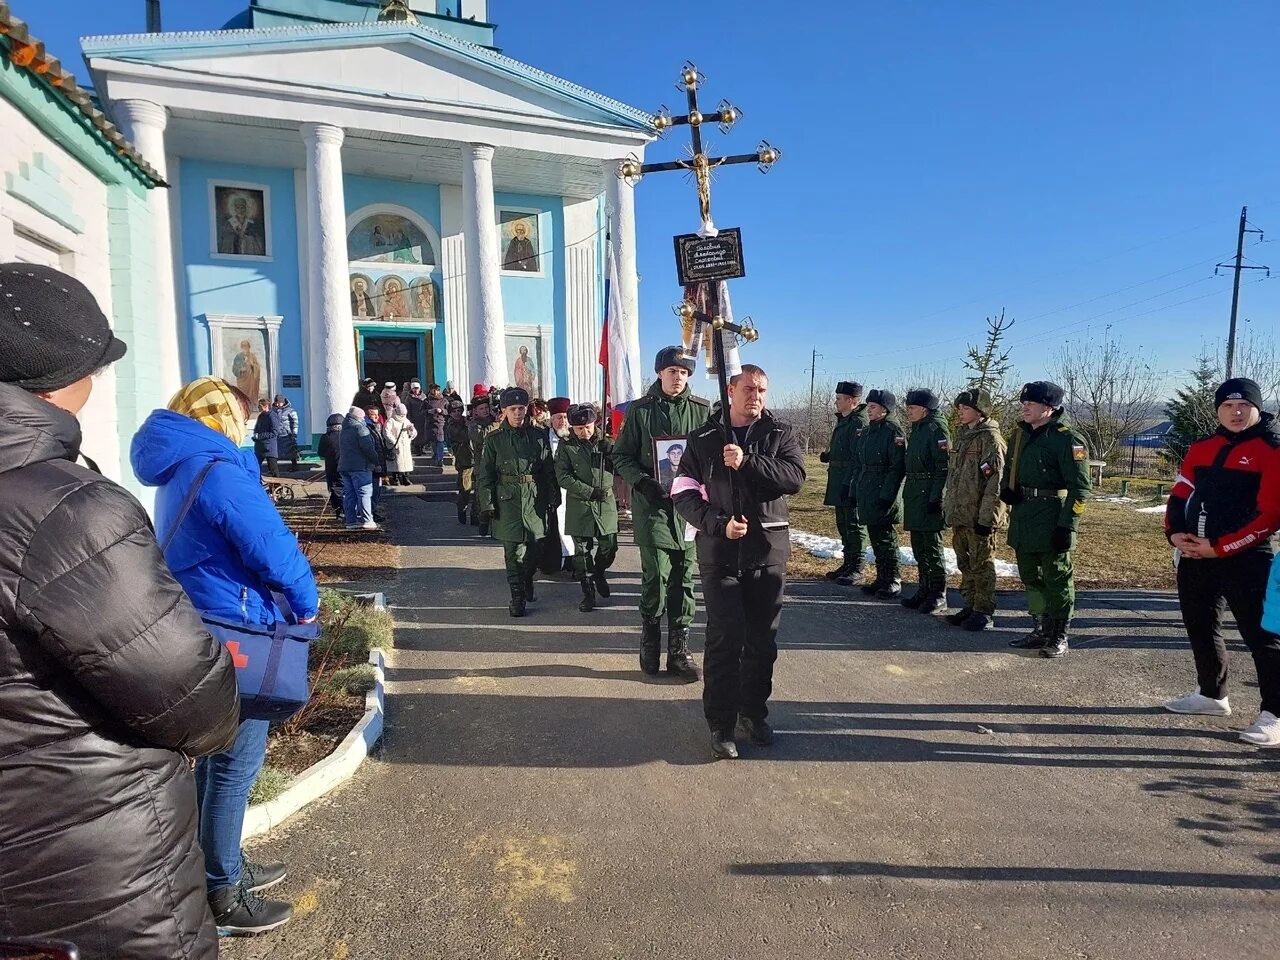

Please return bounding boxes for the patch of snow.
[790,529,1020,578]
[1134,505,1167,514]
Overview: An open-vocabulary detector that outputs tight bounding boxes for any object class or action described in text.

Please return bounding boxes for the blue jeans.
[341,469,373,524]
[432,440,445,463]
[195,718,269,893]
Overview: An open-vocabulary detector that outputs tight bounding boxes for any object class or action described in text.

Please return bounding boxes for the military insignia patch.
[937,438,949,451]
[894,436,906,447]
[1072,444,1087,462]
[979,461,994,478]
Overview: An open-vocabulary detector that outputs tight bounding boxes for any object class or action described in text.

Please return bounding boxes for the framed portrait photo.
[210,182,271,260]
[652,436,688,495]
[498,208,543,276]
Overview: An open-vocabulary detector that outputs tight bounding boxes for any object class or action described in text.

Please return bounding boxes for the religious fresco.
[350,273,377,320]
[347,213,436,265]
[212,184,269,258]
[498,209,540,274]
[409,277,440,320]
[377,275,412,321]
[506,333,542,397]
[214,326,273,403]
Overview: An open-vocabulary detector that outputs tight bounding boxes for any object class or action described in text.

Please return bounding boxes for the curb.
[241,647,388,841]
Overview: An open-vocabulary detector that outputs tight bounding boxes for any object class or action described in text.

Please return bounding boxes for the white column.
[113,99,182,397]
[603,159,641,372]
[301,122,358,425]
[462,143,505,388]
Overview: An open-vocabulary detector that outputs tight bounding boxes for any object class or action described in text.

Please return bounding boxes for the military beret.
[835,380,863,398]
[548,397,572,415]
[954,387,992,415]
[568,404,597,426]
[654,345,695,375]
[1020,381,1065,408]
[905,388,940,410]
[499,387,530,409]
[866,388,896,411]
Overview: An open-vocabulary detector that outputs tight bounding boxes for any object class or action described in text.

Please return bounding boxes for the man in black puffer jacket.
[0,265,240,959]
[673,364,806,760]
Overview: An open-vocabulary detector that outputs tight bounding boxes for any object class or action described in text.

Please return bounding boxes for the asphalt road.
[225,490,1279,960]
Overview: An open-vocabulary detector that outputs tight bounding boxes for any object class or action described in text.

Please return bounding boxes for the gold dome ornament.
[377,0,419,23]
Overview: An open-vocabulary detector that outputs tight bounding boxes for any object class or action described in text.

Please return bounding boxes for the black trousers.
[700,563,785,734]
[1177,550,1280,714]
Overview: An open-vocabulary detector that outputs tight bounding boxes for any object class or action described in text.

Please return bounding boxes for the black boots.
[1009,615,1045,648]
[509,594,526,617]
[1040,618,1070,658]
[711,729,738,760]
[736,716,774,746]
[525,574,537,604]
[962,611,995,631]
[209,884,292,937]
[918,589,947,615]
[835,563,864,587]
[900,589,925,609]
[825,558,854,582]
[593,569,611,598]
[666,627,700,682]
[946,606,973,626]
[578,578,595,613]
[640,617,662,674]
[875,579,902,599]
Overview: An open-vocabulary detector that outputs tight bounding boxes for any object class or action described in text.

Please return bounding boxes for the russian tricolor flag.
[600,242,641,436]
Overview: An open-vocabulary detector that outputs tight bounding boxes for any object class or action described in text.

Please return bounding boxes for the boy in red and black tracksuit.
[1164,377,1280,746]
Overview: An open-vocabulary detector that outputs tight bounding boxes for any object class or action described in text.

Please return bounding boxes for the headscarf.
[390,403,408,420]
[168,377,248,446]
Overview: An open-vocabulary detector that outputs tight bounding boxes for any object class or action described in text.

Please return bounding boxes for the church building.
[83,0,652,443]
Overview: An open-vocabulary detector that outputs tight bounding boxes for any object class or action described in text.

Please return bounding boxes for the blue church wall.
[179,158,306,427]
[496,191,564,396]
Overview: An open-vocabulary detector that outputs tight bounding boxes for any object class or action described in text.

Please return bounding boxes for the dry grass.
[788,456,1174,590]
[278,494,399,584]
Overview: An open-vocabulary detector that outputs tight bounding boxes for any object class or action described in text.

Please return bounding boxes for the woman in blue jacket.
[132,376,319,938]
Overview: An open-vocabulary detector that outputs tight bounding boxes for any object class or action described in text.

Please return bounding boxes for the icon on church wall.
[409,277,439,320]
[378,275,412,321]
[498,209,541,275]
[212,183,270,259]
[215,327,273,403]
[506,333,542,397]
[348,213,436,265]
[350,274,377,320]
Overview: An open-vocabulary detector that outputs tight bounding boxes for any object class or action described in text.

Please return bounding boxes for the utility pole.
[145,0,162,33]
[1217,206,1269,378]
[805,347,822,453]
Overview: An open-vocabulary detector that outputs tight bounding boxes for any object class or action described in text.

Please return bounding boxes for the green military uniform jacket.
[823,404,868,507]
[943,418,1007,531]
[554,434,619,538]
[611,382,710,550]
[902,412,950,532]
[475,421,559,543]
[1000,409,1092,553]
[851,417,906,527]
[468,416,494,466]
[447,418,473,470]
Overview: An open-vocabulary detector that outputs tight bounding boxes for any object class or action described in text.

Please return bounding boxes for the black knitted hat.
[866,388,896,411]
[1019,381,1065,407]
[835,380,863,398]
[904,388,940,410]
[654,345,695,375]
[0,263,127,391]
[1215,377,1263,410]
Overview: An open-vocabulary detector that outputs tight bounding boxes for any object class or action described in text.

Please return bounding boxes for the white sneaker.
[360,521,380,531]
[1163,688,1231,716]
[1239,711,1280,747]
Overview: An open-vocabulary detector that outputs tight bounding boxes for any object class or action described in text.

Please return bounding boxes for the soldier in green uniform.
[942,387,1007,631]
[998,380,1092,658]
[475,387,559,617]
[446,399,472,524]
[821,381,869,585]
[849,389,906,598]
[900,389,950,613]
[467,393,495,535]
[555,404,619,613]
[612,346,710,679]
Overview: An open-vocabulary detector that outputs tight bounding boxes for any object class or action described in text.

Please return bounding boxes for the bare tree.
[1054,334,1162,465]
[1223,329,1280,412]
[770,378,837,452]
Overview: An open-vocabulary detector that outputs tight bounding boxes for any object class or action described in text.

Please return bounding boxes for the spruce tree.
[1163,353,1219,467]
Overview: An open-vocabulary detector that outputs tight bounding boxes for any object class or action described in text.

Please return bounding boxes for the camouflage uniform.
[943,397,1007,617]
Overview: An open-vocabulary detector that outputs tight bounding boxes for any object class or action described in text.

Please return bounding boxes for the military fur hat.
[499,386,530,409]
[835,380,863,398]
[1019,381,1065,408]
[866,388,896,411]
[568,404,597,426]
[904,388,940,411]
[953,387,992,415]
[654,345,695,375]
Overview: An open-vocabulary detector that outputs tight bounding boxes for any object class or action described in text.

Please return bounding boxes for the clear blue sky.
[27,0,1280,398]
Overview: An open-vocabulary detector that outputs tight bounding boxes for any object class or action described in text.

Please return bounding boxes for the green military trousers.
[1015,549,1075,619]
[572,534,618,579]
[502,538,541,598]
[909,530,946,593]
[834,506,867,569]
[639,543,697,629]
[867,522,901,583]
[952,526,998,614]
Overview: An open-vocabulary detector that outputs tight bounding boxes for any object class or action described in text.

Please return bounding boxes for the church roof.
[81,19,655,132]
[0,2,164,185]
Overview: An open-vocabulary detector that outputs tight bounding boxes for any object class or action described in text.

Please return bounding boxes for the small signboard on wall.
[283,375,302,389]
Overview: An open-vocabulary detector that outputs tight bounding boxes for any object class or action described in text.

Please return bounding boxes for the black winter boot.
[509,591,526,618]
[666,627,700,683]
[1009,615,1046,648]
[1040,618,1070,658]
[962,611,995,632]
[524,573,537,604]
[578,578,596,613]
[825,559,853,582]
[876,579,902,599]
[640,617,662,675]
[946,606,974,626]
[835,563,865,587]
[710,729,738,760]
[592,568,611,598]
[918,589,947,615]
[860,577,882,596]
[900,588,925,609]
[209,884,292,937]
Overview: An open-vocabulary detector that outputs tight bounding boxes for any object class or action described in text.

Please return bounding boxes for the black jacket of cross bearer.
[672,410,807,570]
